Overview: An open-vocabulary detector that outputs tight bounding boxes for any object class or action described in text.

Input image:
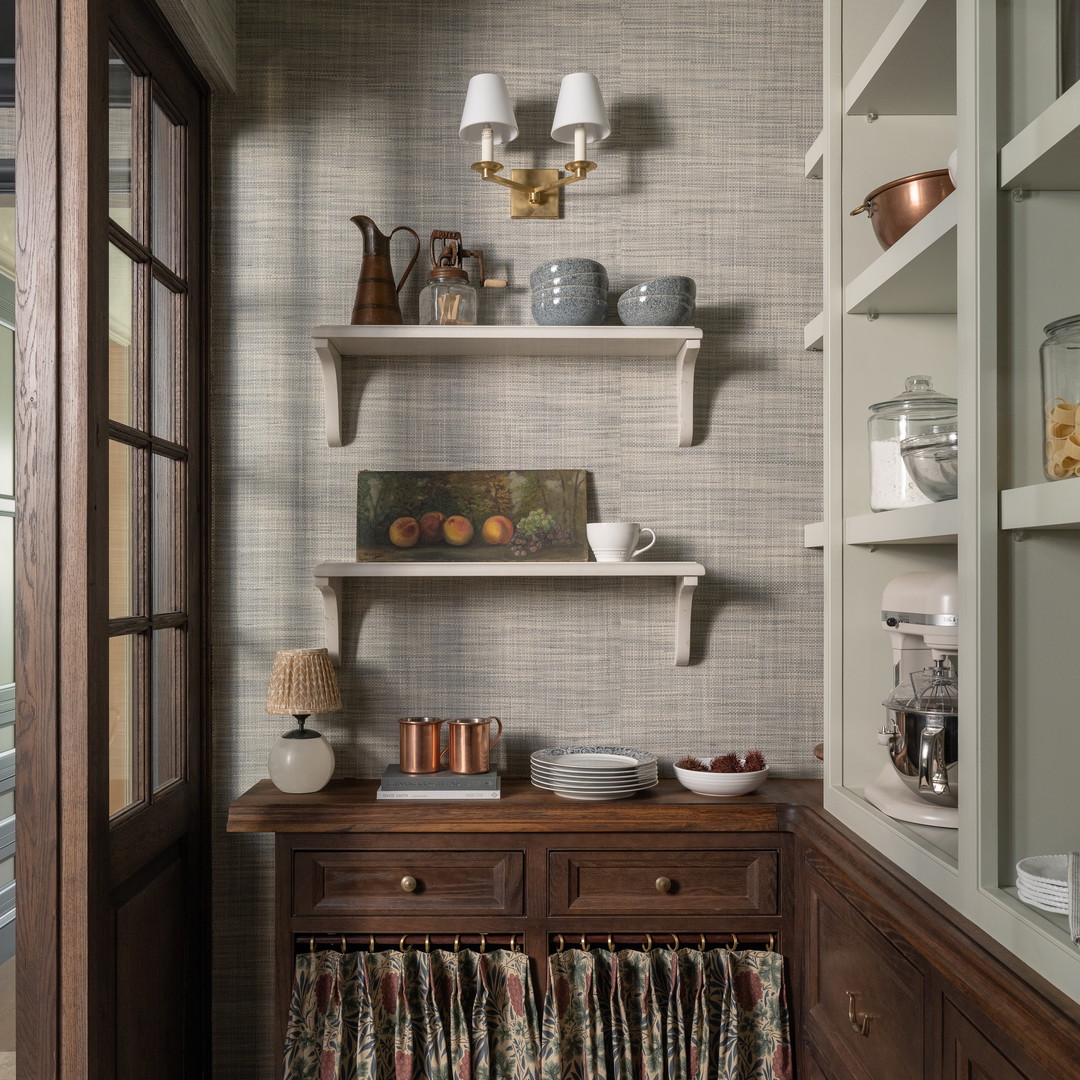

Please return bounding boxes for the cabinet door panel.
[942,1000,1032,1080]
[549,849,777,915]
[293,850,524,916]
[804,865,923,1080]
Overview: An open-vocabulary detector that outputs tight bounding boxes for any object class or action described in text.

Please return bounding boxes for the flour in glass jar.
[869,439,932,511]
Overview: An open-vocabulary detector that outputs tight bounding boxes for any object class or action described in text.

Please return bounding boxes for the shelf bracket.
[674,575,699,666]
[314,338,343,447]
[676,338,700,447]
[315,575,343,665]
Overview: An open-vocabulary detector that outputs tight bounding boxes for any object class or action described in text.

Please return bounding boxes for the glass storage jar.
[419,266,477,326]
[867,375,957,512]
[1040,314,1080,480]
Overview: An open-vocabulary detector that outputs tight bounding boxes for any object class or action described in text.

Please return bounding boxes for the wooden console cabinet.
[227,778,1080,1077]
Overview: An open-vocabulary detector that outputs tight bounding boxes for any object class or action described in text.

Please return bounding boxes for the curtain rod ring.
[509,933,517,952]
[369,934,375,953]
[607,934,613,952]
[341,936,347,955]
[400,934,410,952]
[309,937,315,953]
[768,934,775,953]
[699,934,706,952]
[479,933,486,954]
[580,933,589,952]
[727,934,738,952]
[453,934,461,953]
[671,933,680,950]
[644,933,652,952]
[557,934,564,952]
[424,934,430,953]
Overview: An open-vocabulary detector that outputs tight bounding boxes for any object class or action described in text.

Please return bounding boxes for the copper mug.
[441,716,503,774]
[398,717,444,774]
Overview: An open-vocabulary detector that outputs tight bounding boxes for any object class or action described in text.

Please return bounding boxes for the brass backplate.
[510,169,561,219]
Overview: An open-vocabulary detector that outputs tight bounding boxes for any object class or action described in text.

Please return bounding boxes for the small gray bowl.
[532,294,608,326]
[530,259,608,289]
[617,293,695,326]
[622,276,696,300]
[532,284,609,301]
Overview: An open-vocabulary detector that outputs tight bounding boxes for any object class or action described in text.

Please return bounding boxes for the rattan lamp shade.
[266,647,342,716]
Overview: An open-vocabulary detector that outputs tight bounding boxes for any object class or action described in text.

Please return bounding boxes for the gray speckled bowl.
[617,292,695,326]
[621,276,696,300]
[532,284,609,301]
[532,294,608,326]
[530,259,608,290]
[533,271,609,290]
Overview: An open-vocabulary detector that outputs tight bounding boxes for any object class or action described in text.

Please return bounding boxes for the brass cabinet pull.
[655,876,672,893]
[846,991,872,1037]
[400,875,418,893]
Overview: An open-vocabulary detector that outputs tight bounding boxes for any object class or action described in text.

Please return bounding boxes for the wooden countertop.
[226,777,823,834]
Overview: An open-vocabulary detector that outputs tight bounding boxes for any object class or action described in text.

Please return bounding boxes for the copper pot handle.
[849,202,870,216]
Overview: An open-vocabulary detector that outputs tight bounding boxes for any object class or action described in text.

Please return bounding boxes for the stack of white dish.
[530,745,658,801]
[1016,854,1070,914]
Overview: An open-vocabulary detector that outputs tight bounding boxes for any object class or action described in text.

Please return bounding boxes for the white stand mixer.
[865,570,959,829]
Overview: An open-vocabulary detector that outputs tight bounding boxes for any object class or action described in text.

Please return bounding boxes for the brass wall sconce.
[459,72,611,219]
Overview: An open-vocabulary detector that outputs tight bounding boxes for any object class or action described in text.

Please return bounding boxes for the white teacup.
[586,522,657,562]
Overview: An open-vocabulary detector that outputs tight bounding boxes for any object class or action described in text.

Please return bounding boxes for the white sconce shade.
[459,73,519,145]
[550,73,611,144]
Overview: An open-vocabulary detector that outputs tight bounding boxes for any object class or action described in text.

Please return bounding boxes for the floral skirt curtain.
[541,947,792,1080]
[282,945,791,1080]
[282,948,540,1080]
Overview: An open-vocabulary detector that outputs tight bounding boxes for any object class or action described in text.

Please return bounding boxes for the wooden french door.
[15,0,208,1076]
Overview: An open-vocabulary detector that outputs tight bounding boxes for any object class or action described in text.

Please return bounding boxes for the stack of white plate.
[1016,854,1070,915]
[530,745,658,801]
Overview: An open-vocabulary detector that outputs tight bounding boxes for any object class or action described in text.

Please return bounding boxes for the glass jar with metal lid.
[867,375,957,512]
[1040,314,1080,480]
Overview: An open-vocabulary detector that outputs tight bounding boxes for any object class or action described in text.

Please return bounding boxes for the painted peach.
[419,511,447,544]
[442,515,475,546]
[481,515,514,545]
[388,516,420,547]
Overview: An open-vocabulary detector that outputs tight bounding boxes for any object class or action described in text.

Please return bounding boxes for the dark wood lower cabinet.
[227,779,1080,1078]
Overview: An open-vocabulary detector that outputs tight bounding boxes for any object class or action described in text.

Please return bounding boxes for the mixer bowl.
[881,705,958,806]
[901,431,958,501]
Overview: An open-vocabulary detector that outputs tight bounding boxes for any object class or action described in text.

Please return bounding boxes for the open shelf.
[312,325,704,448]
[844,0,956,116]
[845,500,959,545]
[844,194,957,314]
[805,130,824,179]
[803,521,825,548]
[1000,80,1080,190]
[1001,477,1080,531]
[804,312,824,351]
[312,560,707,667]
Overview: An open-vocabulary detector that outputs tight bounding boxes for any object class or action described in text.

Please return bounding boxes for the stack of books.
[376,764,501,800]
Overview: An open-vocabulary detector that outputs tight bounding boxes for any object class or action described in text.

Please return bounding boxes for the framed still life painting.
[356,469,588,562]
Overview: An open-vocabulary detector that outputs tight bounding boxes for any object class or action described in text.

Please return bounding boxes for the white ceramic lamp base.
[268,729,335,793]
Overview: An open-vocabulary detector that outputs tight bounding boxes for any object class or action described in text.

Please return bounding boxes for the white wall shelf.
[805,130,825,179]
[843,0,956,116]
[804,521,825,548]
[804,312,824,351]
[312,325,704,448]
[1000,80,1080,190]
[844,194,957,314]
[845,501,959,545]
[313,560,707,667]
[1001,477,1080,531]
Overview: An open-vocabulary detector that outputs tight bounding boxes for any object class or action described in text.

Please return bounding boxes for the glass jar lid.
[869,375,957,419]
[1042,313,1080,337]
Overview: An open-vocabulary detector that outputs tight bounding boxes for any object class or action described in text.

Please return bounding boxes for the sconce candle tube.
[482,126,494,164]
[574,124,587,163]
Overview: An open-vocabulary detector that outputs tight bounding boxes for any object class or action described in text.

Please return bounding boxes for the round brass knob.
[400,875,417,893]
[655,876,672,894]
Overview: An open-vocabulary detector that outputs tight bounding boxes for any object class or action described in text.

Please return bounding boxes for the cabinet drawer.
[293,850,523,916]
[549,850,777,916]
[805,866,922,1080]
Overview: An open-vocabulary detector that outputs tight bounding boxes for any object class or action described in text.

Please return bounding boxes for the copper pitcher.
[398,716,444,774]
[350,215,421,325]
[441,716,503,774]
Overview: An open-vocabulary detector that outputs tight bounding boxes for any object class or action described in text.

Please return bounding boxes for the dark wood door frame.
[15,0,209,1076]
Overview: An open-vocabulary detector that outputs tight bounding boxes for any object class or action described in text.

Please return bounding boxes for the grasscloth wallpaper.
[210,0,822,1073]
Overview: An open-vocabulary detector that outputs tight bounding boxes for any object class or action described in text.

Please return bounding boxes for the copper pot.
[850,169,955,250]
